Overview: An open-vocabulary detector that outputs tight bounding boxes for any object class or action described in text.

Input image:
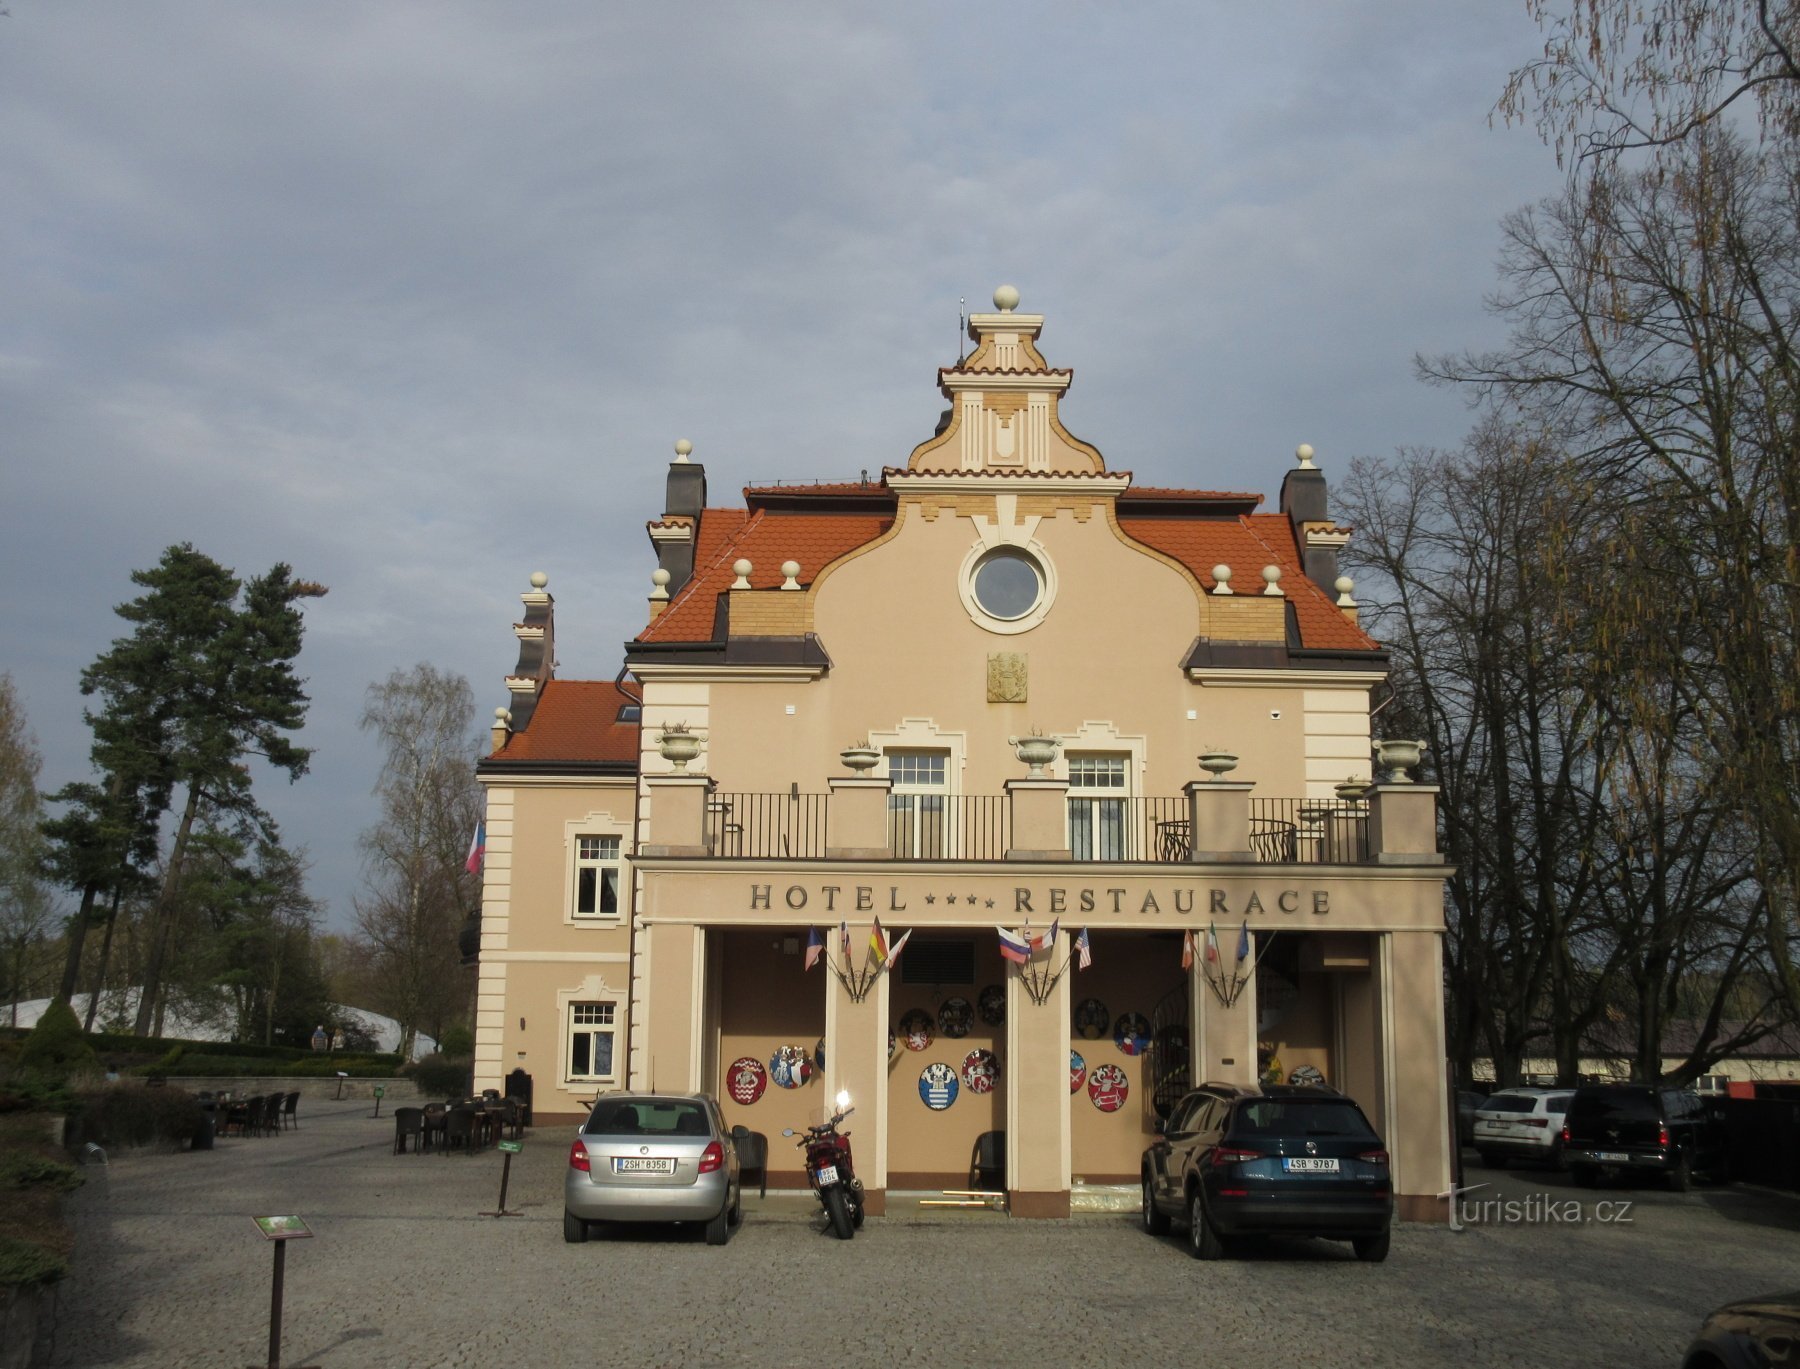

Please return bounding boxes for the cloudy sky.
[1,3,1563,931]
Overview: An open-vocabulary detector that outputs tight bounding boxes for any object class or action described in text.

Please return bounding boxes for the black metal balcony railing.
[688,792,1370,864]
[887,794,1010,861]
[704,793,831,859]
[1248,797,1370,865]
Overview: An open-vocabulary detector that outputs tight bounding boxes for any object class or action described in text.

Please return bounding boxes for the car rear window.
[586,1100,711,1137]
[1234,1100,1376,1139]
[1480,1095,1540,1113]
[1570,1089,1658,1123]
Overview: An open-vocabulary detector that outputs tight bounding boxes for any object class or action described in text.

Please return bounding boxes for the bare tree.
[353,664,483,1056]
[0,675,55,1023]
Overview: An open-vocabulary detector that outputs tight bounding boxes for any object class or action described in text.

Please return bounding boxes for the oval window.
[972,549,1043,621]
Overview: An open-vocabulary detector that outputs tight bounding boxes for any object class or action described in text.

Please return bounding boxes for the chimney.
[504,571,554,731]
[650,438,707,597]
[1280,444,1347,594]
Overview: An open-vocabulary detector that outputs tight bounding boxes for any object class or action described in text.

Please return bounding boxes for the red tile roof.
[1122,486,1266,504]
[638,506,893,642]
[491,679,641,764]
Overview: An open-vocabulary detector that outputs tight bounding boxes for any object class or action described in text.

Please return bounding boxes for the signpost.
[251,1217,317,1369]
[371,1083,386,1118]
[482,1139,524,1217]
[333,1071,348,1100]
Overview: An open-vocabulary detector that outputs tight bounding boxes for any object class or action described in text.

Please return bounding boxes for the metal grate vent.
[901,939,975,986]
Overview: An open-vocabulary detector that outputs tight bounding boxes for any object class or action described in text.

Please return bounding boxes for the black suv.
[1141,1082,1393,1262]
[1561,1084,1727,1190]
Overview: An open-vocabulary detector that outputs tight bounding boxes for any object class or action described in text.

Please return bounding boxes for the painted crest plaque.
[960,1049,1000,1094]
[986,652,1028,703]
[769,1044,813,1089]
[1069,1050,1087,1095]
[1073,997,1110,1041]
[977,985,1006,1026]
[1113,1013,1151,1056]
[919,1062,959,1111]
[938,996,974,1039]
[726,1055,767,1106]
[1088,1063,1129,1112]
[898,1009,934,1051]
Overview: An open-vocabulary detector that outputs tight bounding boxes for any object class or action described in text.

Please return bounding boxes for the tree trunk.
[83,886,123,1032]
[56,883,102,1006]
[133,783,203,1036]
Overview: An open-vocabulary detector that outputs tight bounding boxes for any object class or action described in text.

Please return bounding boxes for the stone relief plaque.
[987,652,1027,702]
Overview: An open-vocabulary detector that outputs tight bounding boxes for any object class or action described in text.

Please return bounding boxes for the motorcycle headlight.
[835,1089,853,1111]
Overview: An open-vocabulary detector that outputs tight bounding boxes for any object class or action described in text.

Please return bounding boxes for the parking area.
[43,1104,1800,1368]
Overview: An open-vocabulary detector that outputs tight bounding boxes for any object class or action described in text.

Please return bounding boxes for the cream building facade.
[474,289,1455,1221]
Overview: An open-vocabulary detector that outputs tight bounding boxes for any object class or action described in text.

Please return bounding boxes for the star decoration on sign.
[966,895,978,905]
[925,894,936,905]
[943,893,958,904]
[984,898,995,908]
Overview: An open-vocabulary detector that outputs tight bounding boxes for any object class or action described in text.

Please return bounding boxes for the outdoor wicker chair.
[393,1107,425,1155]
[730,1125,768,1200]
[282,1092,300,1130]
[259,1094,285,1136]
[443,1105,477,1155]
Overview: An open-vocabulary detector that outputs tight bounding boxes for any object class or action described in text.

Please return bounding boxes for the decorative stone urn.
[1197,747,1239,780]
[657,723,703,773]
[1373,738,1426,782]
[839,740,880,774]
[1334,776,1370,803]
[1008,731,1062,778]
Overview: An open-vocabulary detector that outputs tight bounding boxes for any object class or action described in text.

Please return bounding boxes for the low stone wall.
[163,1076,421,1102]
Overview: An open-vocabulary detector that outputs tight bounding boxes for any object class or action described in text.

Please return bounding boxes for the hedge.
[128,1054,400,1080]
[72,1084,204,1149]
[0,1027,402,1070]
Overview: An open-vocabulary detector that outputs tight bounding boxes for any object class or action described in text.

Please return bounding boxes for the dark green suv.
[1141,1083,1393,1262]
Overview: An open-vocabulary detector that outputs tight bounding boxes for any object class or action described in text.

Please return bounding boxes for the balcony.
[693,790,1376,864]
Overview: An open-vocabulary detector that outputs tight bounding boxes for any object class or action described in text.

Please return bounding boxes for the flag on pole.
[1206,922,1221,965]
[1042,919,1059,950]
[804,927,824,971]
[887,929,912,968]
[997,926,1031,965]
[869,917,888,964]
[464,820,486,874]
[839,921,852,958]
[1236,919,1252,962]
[1075,927,1093,970]
[1181,930,1196,971]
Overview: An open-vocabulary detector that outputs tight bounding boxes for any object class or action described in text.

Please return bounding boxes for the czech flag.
[804,927,825,971]
[1206,922,1221,964]
[464,820,486,874]
[997,926,1031,965]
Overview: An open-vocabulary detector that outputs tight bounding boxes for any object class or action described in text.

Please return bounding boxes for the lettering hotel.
[472,287,1453,1221]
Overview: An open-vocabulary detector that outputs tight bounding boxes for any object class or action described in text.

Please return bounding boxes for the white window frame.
[887,747,951,859]
[566,1000,619,1084]
[573,834,623,919]
[563,809,630,926]
[1067,750,1132,860]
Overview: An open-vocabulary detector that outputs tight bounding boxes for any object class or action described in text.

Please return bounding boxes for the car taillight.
[1211,1147,1261,1166]
[1560,1124,1571,1144]
[1658,1124,1670,1148]
[569,1140,590,1172]
[699,1141,724,1174]
[1357,1149,1389,1166]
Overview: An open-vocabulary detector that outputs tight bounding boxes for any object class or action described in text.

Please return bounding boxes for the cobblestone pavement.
[43,1102,1800,1368]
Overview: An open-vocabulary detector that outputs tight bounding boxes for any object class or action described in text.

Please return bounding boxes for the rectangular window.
[1068,752,1129,860]
[569,1002,616,1081]
[888,750,949,858]
[574,835,622,917]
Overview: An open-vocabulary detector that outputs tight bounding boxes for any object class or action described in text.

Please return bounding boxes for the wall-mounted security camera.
[1269,709,1283,720]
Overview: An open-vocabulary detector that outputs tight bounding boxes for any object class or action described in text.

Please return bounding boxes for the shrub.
[0,1235,67,1288]
[74,1084,204,1149]
[0,1153,83,1194]
[438,1025,475,1057]
[18,1002,98,1079]
[405,1054,472,1098]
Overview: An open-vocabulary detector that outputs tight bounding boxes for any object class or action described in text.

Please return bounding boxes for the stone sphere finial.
[494,706,510,722]
[1210,564,1233,595]
[1335,575,1356,607]
[731,558,753,589]
[649,567,671,601]
[529,571,548,589]
[674,438,693,463]
[1296,443,1317,468]
[1262,564,1284,596]
[993,284,1020,312]
[780,560,801,590]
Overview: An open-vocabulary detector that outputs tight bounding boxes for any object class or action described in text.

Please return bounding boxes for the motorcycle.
[785,1090,865,1239]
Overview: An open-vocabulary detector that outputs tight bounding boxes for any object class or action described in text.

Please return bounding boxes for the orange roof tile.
[490,679,640,765]
[638,506,893,643]
[1122,486,1266,504]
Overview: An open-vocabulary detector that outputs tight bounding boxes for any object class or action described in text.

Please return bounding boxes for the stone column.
[641,774,715,857]
[1004,953,1072,1217]
[635,921,704,1093]
[1381,929,1451,1222]
[824,959,890,1214]
[1367,785,1443,863]
[1005,778,1070,861]
[1185,780,1255,861]
[826,777,893,860]
[1195,947,1259,1087]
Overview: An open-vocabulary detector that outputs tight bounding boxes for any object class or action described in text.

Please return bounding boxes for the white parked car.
[1473,1088,1574,1169]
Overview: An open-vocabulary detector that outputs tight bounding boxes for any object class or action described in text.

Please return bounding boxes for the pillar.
[1194,934,1258,1088]
[824,959,890,1214]
[1005,953,1072,1217]
[826,777,893,860]
[1006,778,1070,860]
[634,921,704,1093]
[1186,780,1255,861]
[641,774,714,857]
[1381,930,1452,1221]
[1367,784,1443,863]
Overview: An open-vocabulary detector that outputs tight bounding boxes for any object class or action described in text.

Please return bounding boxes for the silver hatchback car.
[564,1092,741,1245]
